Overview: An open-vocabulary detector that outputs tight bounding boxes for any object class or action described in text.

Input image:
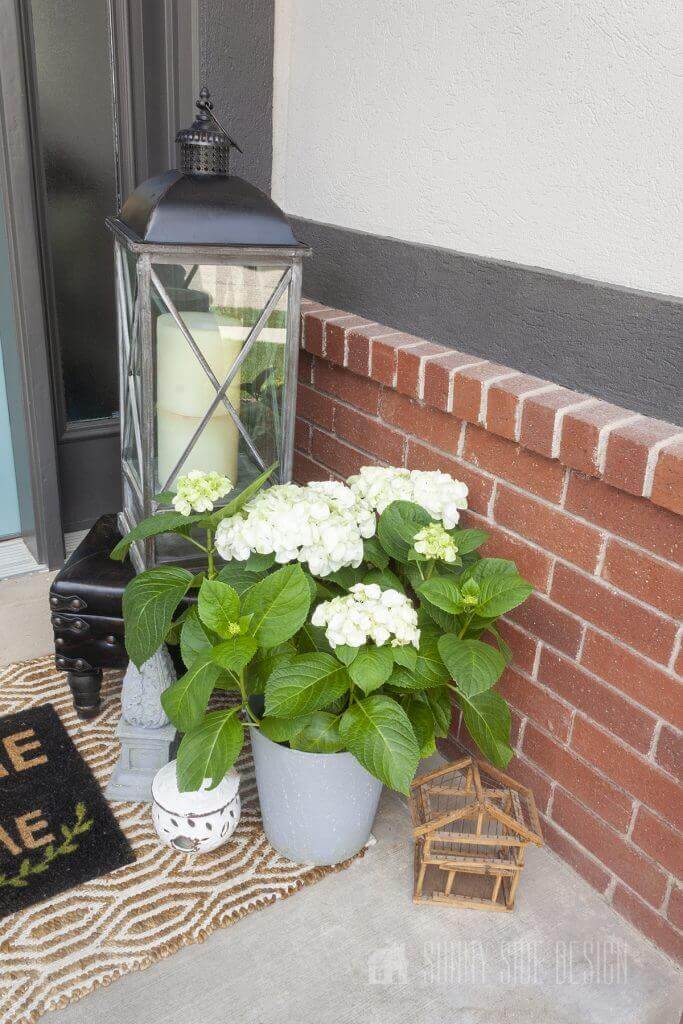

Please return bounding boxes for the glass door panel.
[29,0,119,423]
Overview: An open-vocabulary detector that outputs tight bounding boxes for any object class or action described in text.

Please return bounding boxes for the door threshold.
[0,537,46,580]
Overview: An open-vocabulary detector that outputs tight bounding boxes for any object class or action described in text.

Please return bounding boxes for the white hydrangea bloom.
[413,523,459,563]
[347,466,468,529]
[214,481,376,577]
[172,470,232,516]
[311,583,420,649]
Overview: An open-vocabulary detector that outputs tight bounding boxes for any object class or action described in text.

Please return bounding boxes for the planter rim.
[251,726,363,766]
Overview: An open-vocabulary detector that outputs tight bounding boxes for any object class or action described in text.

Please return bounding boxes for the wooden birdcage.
[409,757,543,912]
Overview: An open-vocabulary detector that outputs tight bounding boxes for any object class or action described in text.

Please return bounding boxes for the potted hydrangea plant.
[113,466,532,865]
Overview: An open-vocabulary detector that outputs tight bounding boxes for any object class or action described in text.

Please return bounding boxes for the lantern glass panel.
[150,262,290,497]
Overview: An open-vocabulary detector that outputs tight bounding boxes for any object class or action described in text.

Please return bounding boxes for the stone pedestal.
[106,719,177,802]
[106,645,177,803]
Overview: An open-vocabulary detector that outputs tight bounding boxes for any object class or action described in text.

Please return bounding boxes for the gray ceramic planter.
[250,727,383,866]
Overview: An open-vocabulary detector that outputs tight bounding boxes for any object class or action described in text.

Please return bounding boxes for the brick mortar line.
[503,656,665,764]
[544,798,679,921]
[522,704,682,811]
[543,793,677,910]
[643,431,683,497]
[604,877,618,901]
[532,785,679,904]
[544,557,556,593]
[398,428,681,572]
[447,360,487,412]
[668,626,682,673]
[513,383,557,440]
[626,802,640,840]
[596,413,642,474]
[474,494,681,627]
[307,421,394,471]
[497,627,679,738]
[417,352,440,401]
[576,623,588,661]
[525,757,678,885]
[559,466,571,506]
[661,875,676,916]
[594,534,609,576]
[551,397,598,457]
[301,318,681,513]
[342,321,379,369]
[647,719,664,760]
[478,370,519,425]
[456,419,468,458]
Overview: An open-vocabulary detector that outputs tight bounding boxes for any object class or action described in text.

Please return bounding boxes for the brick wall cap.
[302,296,681,515]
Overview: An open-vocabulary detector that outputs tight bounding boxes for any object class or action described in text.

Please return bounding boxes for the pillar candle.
[156,311,245,488]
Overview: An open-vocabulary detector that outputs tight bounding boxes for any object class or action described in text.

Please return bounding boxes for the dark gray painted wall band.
[291,217,682,425]
[200,0,274,194]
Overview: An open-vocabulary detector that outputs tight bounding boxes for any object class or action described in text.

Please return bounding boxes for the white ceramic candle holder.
[151,759,241,854]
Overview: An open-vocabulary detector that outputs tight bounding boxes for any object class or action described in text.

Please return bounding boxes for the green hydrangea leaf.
[339,695,419,795]
[348,645,394,694]
[122,566,193,667]
[197,579,240,638]
[455,689,513,769]
[289,712,344,753]
[242,564,311,649]
[176,710,244,791]
[438,636,506,695]
[376,501,433,562]
[265,653,350,718]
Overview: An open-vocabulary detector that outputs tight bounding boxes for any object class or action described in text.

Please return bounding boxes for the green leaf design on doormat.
[0,803,94,889]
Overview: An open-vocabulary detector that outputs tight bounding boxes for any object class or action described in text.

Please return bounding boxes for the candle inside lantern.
[156,311,244,488]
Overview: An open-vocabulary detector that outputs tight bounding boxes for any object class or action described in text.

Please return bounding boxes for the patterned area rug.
[0,657,366,1024]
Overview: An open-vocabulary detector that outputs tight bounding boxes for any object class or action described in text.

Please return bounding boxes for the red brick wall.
[294,300,683,962]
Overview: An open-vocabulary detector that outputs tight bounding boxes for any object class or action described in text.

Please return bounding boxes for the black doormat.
[0,703,134,919]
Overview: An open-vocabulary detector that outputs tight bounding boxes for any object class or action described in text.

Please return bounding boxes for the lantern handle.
[196,86,243,154]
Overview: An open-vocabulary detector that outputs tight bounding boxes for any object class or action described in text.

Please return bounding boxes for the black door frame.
[0,0,199,559]
[0,0,63,566]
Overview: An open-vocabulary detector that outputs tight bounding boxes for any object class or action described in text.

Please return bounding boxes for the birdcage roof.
[409,756,543,847]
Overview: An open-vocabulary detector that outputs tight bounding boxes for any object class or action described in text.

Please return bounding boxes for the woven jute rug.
[0,657,366,1024]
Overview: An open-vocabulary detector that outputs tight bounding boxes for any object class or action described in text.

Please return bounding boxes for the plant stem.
[184,535,208,554]
[239,668,261,724]
[457,612,474,640]
[206,528,216,579]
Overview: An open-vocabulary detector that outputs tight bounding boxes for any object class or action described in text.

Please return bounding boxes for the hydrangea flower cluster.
[311,583,421,649]
[413,523,459,563]
[172,470,233,516]
[348,466,468,529]
[214,481,376,576]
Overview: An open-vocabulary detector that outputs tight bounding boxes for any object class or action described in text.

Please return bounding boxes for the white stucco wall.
[272,1,682,296]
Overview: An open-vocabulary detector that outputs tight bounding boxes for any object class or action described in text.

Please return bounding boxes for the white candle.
[156,311,244,488]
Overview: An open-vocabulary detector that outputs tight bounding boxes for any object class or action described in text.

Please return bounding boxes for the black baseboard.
[291,216,682,424]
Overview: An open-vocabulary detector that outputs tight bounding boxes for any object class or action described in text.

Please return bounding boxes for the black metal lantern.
[107,88,310,571]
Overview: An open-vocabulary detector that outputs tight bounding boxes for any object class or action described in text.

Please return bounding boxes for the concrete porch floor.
[1,572,681,1024]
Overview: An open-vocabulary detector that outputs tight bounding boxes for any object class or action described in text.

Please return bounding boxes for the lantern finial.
[175,86,242,176]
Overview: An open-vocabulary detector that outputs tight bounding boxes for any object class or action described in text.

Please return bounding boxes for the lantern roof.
[110,87,306,250]
[115,170,303,247]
